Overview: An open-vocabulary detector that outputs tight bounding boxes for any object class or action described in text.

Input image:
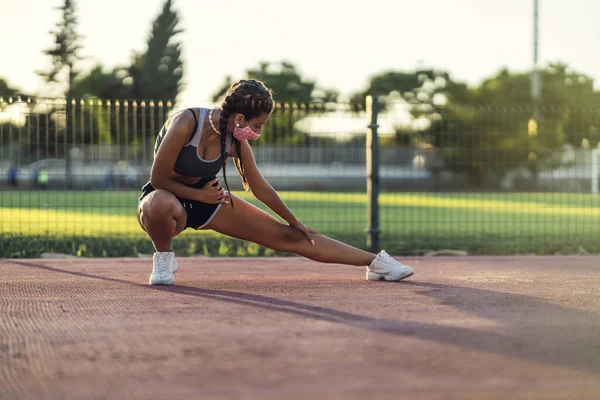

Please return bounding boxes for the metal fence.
[1,95,599,256]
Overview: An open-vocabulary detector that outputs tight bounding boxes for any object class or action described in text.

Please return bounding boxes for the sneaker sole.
[149,276,174,285]
[367,270,414,281]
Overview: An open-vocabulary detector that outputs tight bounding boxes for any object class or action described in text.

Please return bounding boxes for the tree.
[211,60,334,105]
[0,78,25,162]
[0,77,20,97]
[352,64,600,187]
[37,0,82,97]
[414,64,600,187]
[70,64,173,154]
[473,63,600,147]
[71,1,184,102]
[62,0,182,163]
[68,0,182,153]
[128,0,184,102]
[210,61,338,145]
[312,87,339,104]
[247,61,314,104]
[36,0,83,187]
[211,75,234,104]
[349,70,423,112]
[71,65,131,99]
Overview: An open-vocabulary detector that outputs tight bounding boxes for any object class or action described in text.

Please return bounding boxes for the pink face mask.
[233,123,260,141]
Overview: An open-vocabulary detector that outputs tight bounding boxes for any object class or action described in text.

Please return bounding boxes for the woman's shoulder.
[165,107,200,130]
[171,107,214,121]
[174,106,212,112]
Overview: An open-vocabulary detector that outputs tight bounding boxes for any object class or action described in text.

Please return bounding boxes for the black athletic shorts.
[139,177,222,230]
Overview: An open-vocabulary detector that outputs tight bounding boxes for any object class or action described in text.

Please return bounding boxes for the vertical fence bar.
[79,99,85,150]
[16,97,22,151]
[89,99,95,161]
[20,98,28,165]
[133,101,138,165]
[149,101,155,163]
[71,99,77,151]
[59,99,66,189]
[68,98,76,189]
[106,100,112,157]
[365,95,381,253]
[0,97,3,168]
[158,101,164,133]
[98,100,105,163]
[28,98,38,163]
[0,98,4,231]
[50,99,55,160]
[32,99,41,161]
[9,97,16,166]
[141,101,147,164]
[0,98,4,232]
[52,100,60,158]
[592,147,599,195]
[60,99,66,171]
[123,100,129,163]
[49,99,55,189]
[115,100,121,162]
[166,101,172,127]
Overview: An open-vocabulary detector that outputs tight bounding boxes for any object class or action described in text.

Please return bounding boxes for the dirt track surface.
[1,256,599,399]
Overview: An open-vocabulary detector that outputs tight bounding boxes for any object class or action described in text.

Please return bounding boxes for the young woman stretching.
[137,79,414,285]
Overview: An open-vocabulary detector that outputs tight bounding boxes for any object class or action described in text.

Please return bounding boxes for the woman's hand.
[288,219,321,246]
[198,179,231,204]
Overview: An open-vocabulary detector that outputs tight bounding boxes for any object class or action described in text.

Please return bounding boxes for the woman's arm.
[150,111,228,204]
[237,141,320,244]
[236,140,300,223]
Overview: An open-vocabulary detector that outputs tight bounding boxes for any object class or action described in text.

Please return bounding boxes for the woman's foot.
[149,251,177,285]
[366,250,414,281]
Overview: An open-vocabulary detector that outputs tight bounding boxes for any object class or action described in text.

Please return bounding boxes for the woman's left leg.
[204,195,376,266]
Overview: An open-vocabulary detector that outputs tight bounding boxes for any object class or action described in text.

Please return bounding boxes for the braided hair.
[218,79,274,207]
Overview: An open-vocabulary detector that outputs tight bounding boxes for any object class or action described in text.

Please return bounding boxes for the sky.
[1,0,599,104]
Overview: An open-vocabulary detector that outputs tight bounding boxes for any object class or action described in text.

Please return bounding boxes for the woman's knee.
[141,190,184,221]
[275,225,306,252]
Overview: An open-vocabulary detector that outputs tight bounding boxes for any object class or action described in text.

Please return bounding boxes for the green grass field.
[1,190,599,257]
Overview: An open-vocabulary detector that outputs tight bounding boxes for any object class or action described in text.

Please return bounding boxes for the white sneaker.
[149,252,176,285]
[171,256,179,273]
[366,250,414,281]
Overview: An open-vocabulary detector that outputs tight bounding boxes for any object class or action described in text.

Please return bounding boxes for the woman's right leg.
[206,195,370,264]
[137,189,187,251]
[205,195,413,281]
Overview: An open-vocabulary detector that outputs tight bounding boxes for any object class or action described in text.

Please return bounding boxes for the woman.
[137,79,414,285]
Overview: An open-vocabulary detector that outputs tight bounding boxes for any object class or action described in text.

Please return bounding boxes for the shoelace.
[379,254,402,269]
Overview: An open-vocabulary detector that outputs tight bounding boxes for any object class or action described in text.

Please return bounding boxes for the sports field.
[1,190,599,257]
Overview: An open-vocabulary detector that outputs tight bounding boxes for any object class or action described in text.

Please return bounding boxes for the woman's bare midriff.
[170,171,204,185]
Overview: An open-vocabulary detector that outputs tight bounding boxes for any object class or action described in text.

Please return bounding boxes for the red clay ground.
[1,256,599,400]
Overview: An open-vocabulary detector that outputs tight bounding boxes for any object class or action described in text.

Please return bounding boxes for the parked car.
[17,159,136,189]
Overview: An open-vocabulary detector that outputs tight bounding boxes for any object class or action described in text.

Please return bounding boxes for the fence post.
[365,95,381,253]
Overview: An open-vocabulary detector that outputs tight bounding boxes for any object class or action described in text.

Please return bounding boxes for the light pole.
[528,0,541,184]
[532,0,540,117]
